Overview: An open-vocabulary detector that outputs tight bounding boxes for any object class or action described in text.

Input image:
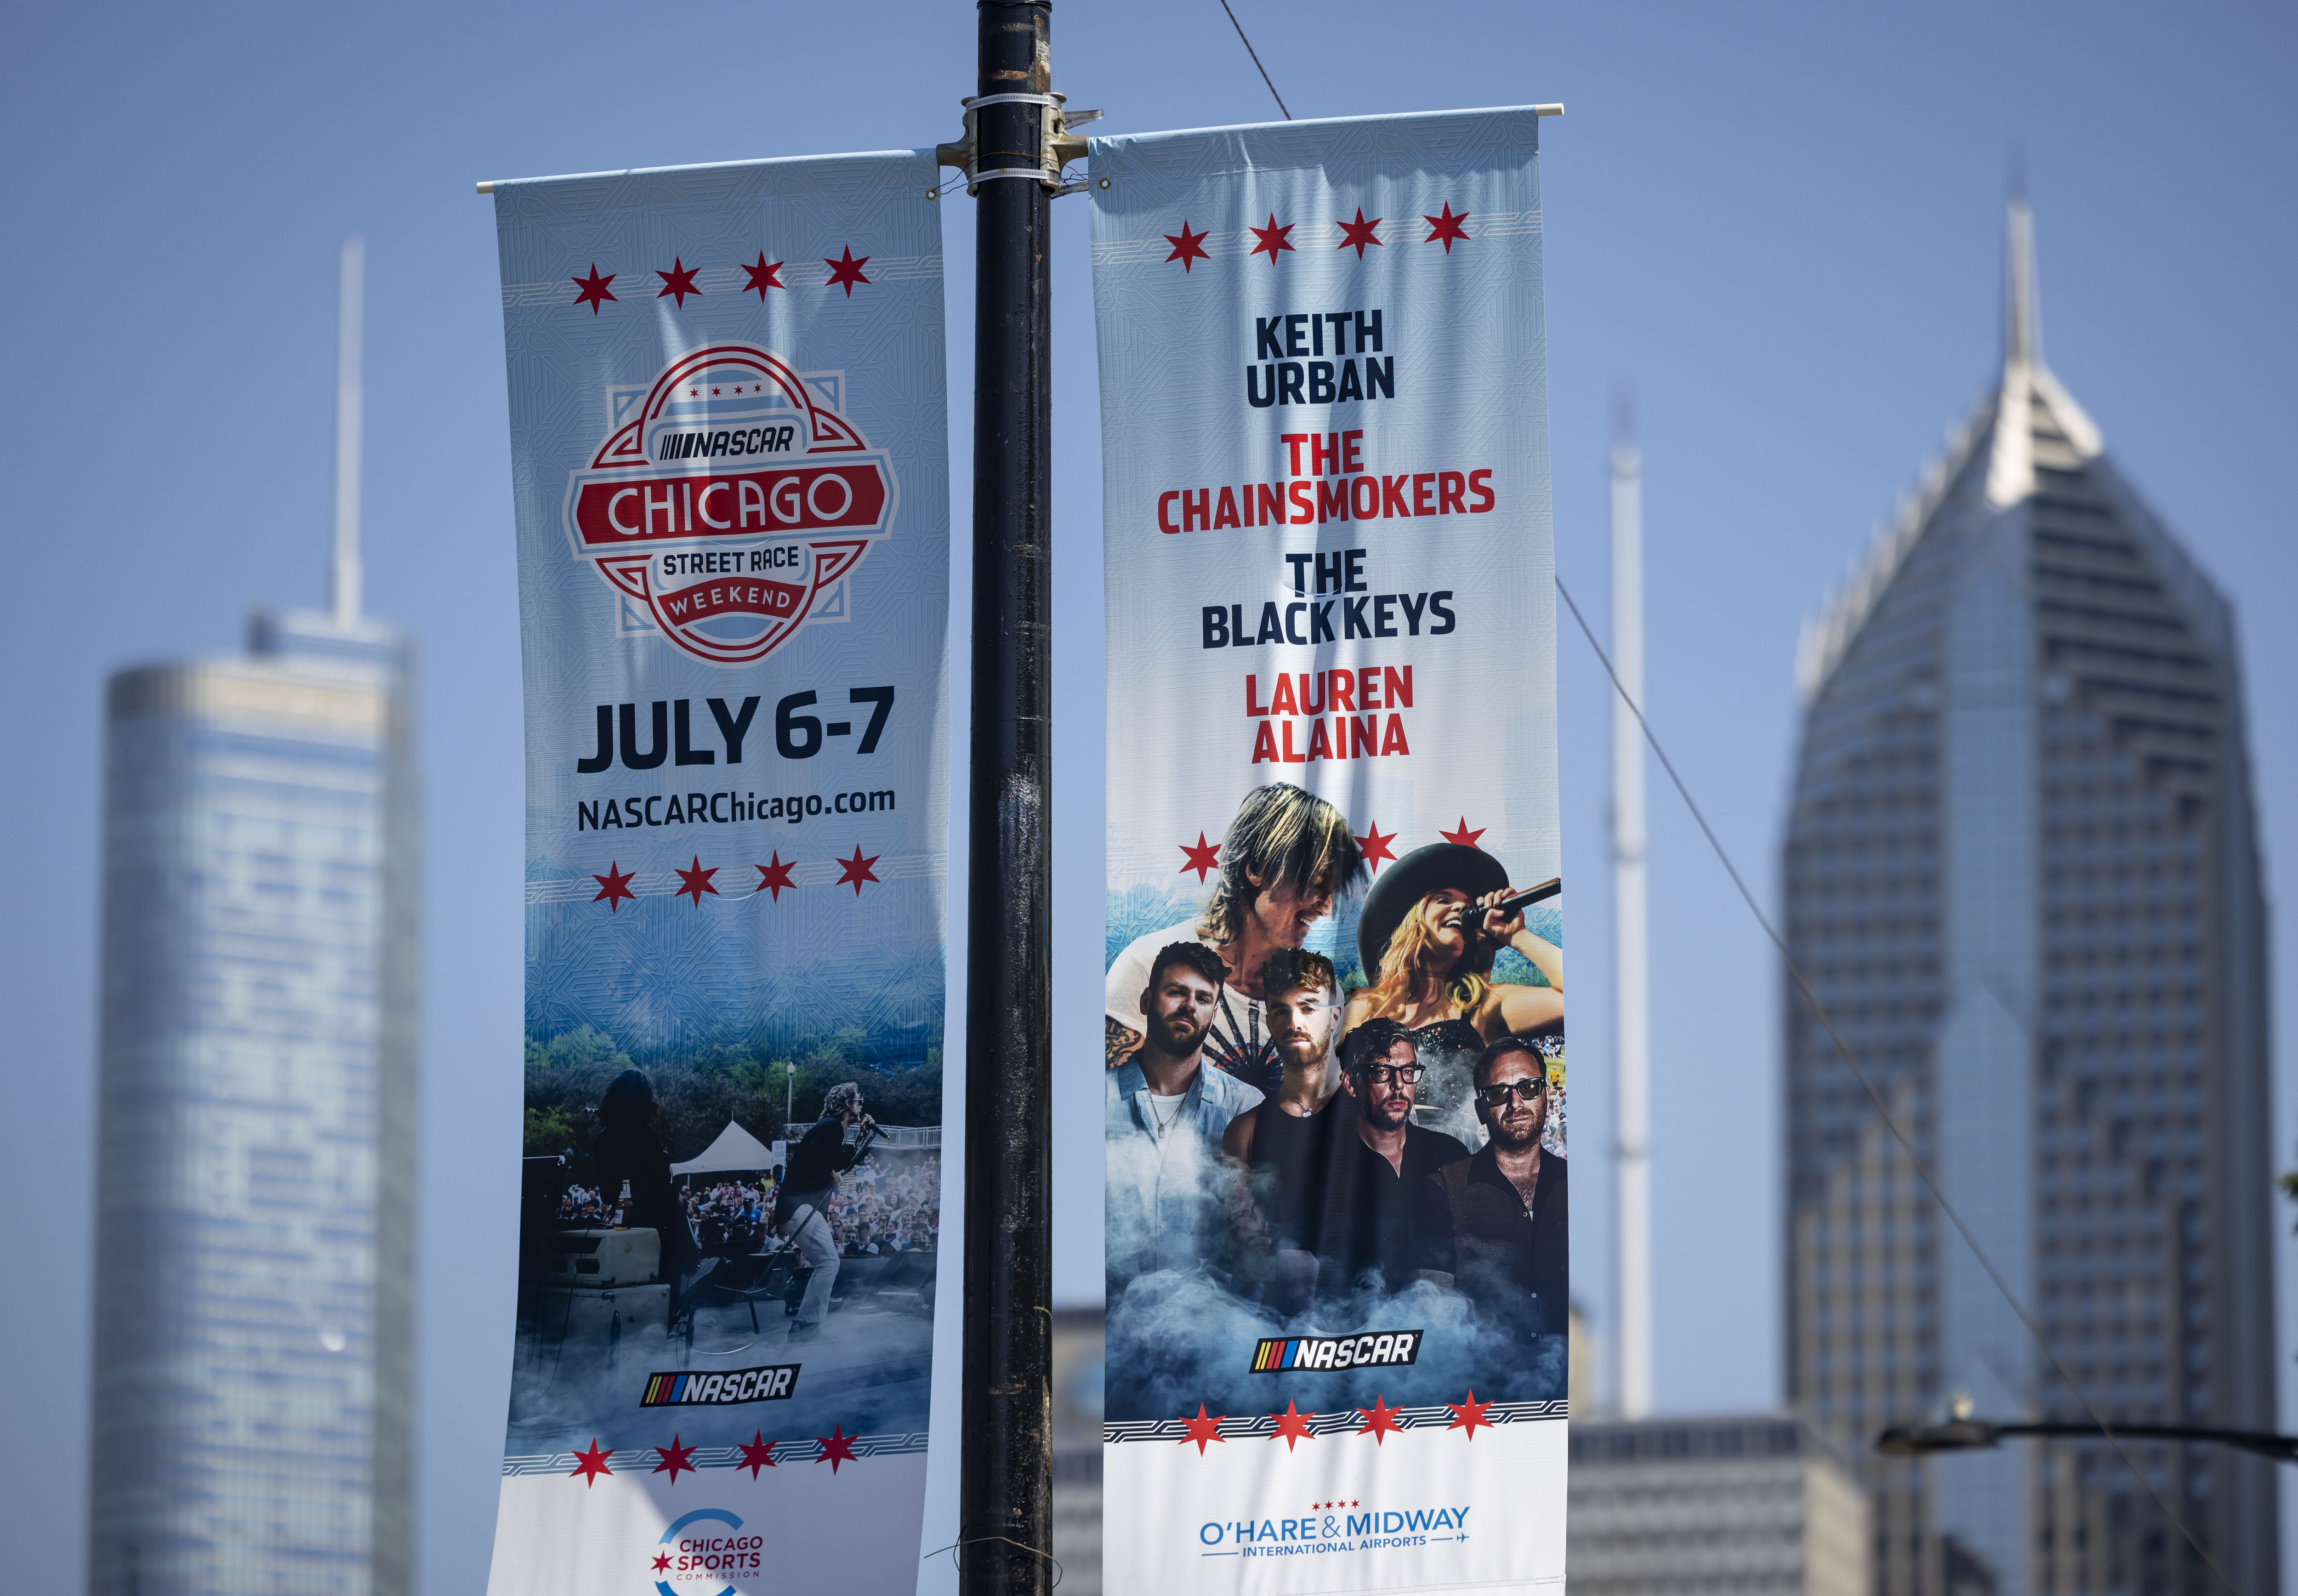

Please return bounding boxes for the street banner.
[485,152,950,1596]
[1091,109,1567,1591]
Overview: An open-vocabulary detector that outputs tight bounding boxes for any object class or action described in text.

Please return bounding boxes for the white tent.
[670,1120,777,1176]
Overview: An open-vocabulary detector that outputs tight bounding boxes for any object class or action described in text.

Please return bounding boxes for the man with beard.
[1307,1019,1471,1297]
[1106,943,1264,1290]
[1218,949,1343,1312]
[1414,1037,1567,1339]
[1103,783,1365,1094]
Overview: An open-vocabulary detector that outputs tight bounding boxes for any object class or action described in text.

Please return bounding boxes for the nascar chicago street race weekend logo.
[563,343,899,666]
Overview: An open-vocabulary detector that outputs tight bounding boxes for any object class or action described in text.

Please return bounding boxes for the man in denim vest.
[1106,942,1265,1291]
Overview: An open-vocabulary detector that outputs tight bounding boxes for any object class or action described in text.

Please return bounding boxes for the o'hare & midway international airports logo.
[564,342,898,666]
[646,1506,764,1594]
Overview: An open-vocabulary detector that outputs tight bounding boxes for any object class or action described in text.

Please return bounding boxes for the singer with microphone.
[1342,843,1564,1045]
[773,1081,877,1341]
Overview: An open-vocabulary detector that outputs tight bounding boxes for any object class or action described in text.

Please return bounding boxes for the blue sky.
[3,2,2293,1590]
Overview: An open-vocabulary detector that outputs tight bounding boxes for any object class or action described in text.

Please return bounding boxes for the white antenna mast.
[330,237,364,626]
[1611,392,1654,1420]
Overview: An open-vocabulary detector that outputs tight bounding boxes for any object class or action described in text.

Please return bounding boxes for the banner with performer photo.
[485,152,950,1596]
[1090,108,1566,1591]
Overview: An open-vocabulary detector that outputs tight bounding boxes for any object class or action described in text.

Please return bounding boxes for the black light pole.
[961,2,1054,1594]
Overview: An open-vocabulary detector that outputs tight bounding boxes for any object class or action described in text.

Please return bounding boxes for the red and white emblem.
[563,343,897,665]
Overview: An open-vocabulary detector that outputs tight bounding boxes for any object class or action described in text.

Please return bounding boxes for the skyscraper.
[88,242,418,1596]
[1784,199,2275,1595]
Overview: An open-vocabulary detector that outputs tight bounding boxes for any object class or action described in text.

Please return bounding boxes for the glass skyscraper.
[1784,201,2275,1594]
[88,603,417,1596]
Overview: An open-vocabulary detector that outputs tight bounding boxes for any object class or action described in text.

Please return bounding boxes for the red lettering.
[1251,721,1280,763]
[1316,480,1351,523]
[1412,473,1437,516]
[1158,490,1181,534]
[1281,432,1312,474]
[1298,672,1325,715]
[1289,481,1315,524]
[1268,674,1298,716]
[1280,720,1307,762]
[1246,674,1268,716]
[1359,667,1382,710]
[1381,713,1411,756]
[1214,487,1241,529]
[1383,665,1414,708]
[1351,475,1380,519]
[1328,670,1355,711]
[1341,429,1365,472]
[1382,474,1411,517]
[1349,714,1379,757]
[1306,718,1333,761]
[1468,468,1495,512]
[1182,488,1212,532]
[1439,471,1467,514]
[1256,484,1288,525]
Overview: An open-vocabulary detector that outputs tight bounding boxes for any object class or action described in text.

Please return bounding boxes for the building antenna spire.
[2004,163,2039,370]
[331,237,364,626]
[1610,387,1653,1421]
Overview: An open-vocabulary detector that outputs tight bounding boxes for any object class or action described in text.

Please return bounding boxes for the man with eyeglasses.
[1413,1036,1567,1339]
[1304,1017,1472,1296]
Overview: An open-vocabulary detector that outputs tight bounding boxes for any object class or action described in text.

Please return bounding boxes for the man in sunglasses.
[1414,1036,1567,1340]
[1304,1017,1472,1296]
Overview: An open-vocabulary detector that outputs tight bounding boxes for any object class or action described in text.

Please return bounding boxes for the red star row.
[1180,1392,1494,1455]
[591,848,879,910]
[569,246,873,313]
[570,1424,863,1488]
[1179,817,1485,882]
[1164,204,1472,273]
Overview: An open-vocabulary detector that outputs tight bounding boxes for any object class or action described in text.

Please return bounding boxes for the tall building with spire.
[1784,200,2275,1595]
[88,241,418,1596]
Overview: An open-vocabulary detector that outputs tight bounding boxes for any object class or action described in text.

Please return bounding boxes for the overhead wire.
[1551,574,2235,1594]
[1217,0,1291,120]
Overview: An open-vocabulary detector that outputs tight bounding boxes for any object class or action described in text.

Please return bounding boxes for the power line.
[1217,0,1291,120]
[1552,573,2234,1594]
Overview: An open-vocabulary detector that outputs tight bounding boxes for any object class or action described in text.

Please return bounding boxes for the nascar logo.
[641,1364,800,1407]
[1250,1330,1423,1373]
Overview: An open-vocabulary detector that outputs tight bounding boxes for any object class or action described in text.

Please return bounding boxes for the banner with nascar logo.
[486,151,950,1595]
[1090,109,1567,1591]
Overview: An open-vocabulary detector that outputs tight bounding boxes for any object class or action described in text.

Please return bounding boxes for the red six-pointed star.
[570,1438,614,1485]
[1355,822,1397,872]
[1163,221,1210,272]
[1439,817,1487,848]
[817,1424,860,1473]
[741,252,785,299]
[825,246,871,296]
[1180,1404,1228,1455]
[834,846,880,896]
[592,862,637,912]
[1446,1391,1494,1439]
[756,853,798,901]
[656,256,703,307]
[1249,214,1296,266]
[571,264,618,314]
[652,1553,672,1572]
[1423,203,1471,253]
[738,1431,778,1478]
[1178,831,1221,883]
[1336,207,1384,259]
[1270,1400,1314,1452]
[1355,1395,1404,1445]
[675,856,719,906]
[652,1434,698,1482]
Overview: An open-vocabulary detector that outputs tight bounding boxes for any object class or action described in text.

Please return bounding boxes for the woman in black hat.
[1341,842,1563,1047]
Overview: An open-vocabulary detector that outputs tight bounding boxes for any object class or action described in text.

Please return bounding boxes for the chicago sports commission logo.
[564,343,898,666]
[647,1506,762,1594]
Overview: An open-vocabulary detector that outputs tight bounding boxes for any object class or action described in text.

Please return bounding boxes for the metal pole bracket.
[935,93,1101,197]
